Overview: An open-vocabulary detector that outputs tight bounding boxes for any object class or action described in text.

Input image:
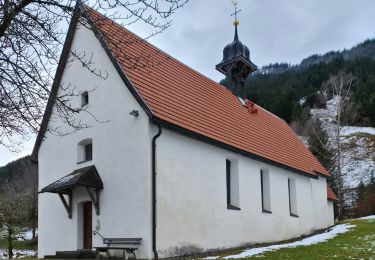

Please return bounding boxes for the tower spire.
[231,0,241,41]
[216,0,258,99]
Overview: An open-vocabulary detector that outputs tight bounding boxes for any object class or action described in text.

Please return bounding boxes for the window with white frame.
[288,178,298,217]
[226,159,240,210]
[77,138,92,163]
[260,169,271,213]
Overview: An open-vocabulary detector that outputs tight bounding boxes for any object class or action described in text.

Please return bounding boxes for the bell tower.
[216,0,257,99]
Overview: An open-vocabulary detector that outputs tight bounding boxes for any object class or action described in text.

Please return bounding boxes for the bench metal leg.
[125,250,136,260]
[94,248,137,259]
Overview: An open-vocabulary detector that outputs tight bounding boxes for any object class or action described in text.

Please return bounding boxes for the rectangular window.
[288,178,298,217]
[261,169,271,213]
[226,159,231,206]
[81,91,89,107]
[85,143,92,161]
[226,159,240,210]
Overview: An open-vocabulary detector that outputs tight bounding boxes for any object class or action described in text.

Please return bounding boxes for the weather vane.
[231,0,241,27]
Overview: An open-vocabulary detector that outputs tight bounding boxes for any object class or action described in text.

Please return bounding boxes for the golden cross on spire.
[231,0,241,27]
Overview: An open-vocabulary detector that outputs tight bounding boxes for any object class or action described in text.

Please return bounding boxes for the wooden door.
[83,202,92,249]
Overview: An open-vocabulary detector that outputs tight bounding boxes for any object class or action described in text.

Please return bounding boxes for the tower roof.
[216,26,257,75]
[216,9,257,76]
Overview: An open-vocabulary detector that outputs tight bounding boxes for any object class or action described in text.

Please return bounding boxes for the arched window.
[78,138,92,163]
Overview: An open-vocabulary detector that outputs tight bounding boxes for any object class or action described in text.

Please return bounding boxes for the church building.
[32,3,337,259]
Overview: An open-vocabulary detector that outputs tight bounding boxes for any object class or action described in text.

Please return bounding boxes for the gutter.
[152,124,162,260]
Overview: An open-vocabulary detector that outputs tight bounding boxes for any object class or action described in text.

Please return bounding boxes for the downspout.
[152,124,162,260]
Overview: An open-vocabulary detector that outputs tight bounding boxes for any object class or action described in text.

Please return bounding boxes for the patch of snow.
[341,127,375,136]
[340,134,375,188]
[55,171,84,184]
[310,96,340,135]
[211,224,356,259]
[299,96,307,106]
[357,215,375,220]
[298,136,309,147]
[310,95,375,189]
[17,229,37,241]
[0,249,36,259]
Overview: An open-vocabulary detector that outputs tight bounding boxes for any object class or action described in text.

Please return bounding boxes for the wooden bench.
[94,238,142,260]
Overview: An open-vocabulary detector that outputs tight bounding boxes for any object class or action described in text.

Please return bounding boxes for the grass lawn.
[0,239,34,251]
[209,218,375,259]
[2,220,374,260]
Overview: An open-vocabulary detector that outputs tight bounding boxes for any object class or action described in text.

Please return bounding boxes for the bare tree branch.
[0,0,189,150]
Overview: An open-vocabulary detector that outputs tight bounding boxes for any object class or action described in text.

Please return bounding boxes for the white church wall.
[327,201,335,227]
[37,23,155,259]
[310,177,333,230]
[156,129,332,257]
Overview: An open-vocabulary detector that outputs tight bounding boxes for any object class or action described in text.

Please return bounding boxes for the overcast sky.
[1,0,375,167]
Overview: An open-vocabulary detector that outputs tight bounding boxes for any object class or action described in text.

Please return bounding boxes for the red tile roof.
[327,185,338,201]
[85,8,330,178]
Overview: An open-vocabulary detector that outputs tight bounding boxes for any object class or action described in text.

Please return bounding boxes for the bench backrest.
[103,238,142,245]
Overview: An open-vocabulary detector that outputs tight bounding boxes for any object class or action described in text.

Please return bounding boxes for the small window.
[81,91,89,107]
[77,138,92,163]
[226,159,240,210]
[226,159,231,206]
[85,143,92,161]
[260,169,271,213]
[288,178,298,217]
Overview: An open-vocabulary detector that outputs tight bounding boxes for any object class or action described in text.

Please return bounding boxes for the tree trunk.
[7,225,13,259]
[336,96,343,220]
[31,197,37,239]
[32,225,36,240]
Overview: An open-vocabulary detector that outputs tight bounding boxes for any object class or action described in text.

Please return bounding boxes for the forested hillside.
[0,156,37,193]
[221,38,375,128]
